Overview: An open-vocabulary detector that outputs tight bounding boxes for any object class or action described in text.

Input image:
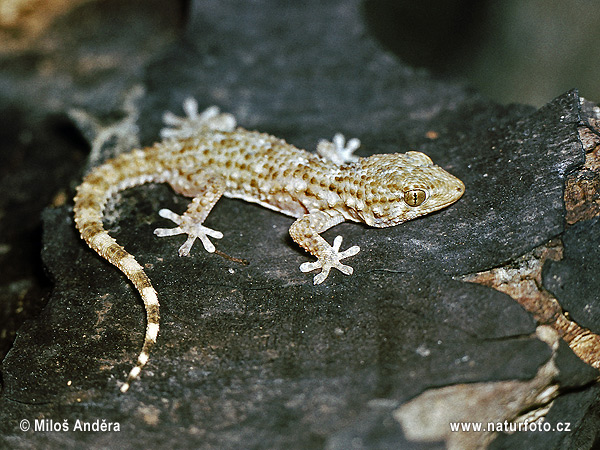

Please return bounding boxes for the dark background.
[363,0,600,106]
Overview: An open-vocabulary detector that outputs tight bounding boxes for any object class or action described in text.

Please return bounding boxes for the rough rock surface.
[543,218,600,333]
[1,1,598,449]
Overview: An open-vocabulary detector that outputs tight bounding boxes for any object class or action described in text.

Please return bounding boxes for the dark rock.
[553,339,600,388]
[543,218,600,334]
[489,385,600,450]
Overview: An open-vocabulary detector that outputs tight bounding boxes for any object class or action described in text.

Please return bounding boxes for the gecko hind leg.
[160,98,236,140]
[154,183,224,255]
[154,208,223,255]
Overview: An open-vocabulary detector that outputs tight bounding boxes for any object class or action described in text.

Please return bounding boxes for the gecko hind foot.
[299,236,360,284]
[154,208,223,255]
[160,98,236,139]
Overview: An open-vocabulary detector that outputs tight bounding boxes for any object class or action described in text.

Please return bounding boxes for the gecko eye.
[404,189,427,207]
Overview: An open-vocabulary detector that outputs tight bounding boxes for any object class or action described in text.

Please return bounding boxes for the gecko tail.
[119,282,159,393]
[118,276,159,393]
[74,182,160,393]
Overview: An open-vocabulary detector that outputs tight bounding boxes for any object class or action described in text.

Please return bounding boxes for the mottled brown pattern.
[73,101,464,392]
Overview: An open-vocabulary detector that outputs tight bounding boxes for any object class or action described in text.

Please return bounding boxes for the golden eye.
[404,189,427,207]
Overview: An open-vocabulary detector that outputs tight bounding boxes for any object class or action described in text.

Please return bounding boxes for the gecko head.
[350,152,465,227]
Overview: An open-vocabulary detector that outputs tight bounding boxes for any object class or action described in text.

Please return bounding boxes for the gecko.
[73,98,465,392]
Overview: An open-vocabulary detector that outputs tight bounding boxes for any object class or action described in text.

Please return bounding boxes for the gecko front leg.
[154,181,224,255]
[316,133,361,165]
[289,209,360,284]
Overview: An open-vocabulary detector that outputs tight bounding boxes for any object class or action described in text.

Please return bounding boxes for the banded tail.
[73,150,162,393]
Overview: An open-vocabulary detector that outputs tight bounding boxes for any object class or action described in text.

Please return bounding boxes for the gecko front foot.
[154,208,223,255]
[317,133,361,165]
[299,236,360,284]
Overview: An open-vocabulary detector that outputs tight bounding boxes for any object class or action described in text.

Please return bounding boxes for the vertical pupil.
[405,189,426,206]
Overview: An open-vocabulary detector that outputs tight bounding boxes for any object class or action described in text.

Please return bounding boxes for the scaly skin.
[73,99,465,392]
